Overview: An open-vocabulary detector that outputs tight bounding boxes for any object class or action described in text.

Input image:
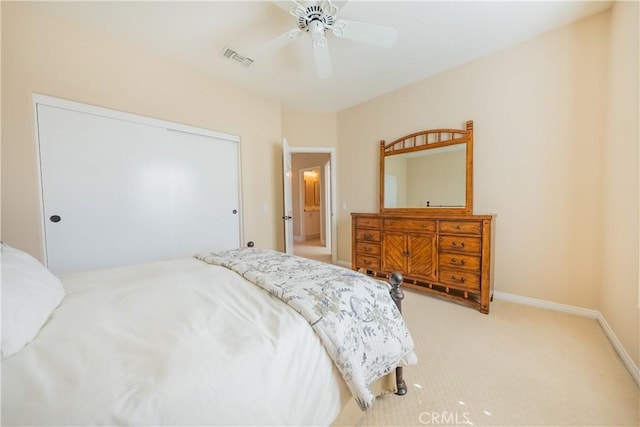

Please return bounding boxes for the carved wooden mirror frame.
[379,120,474,215]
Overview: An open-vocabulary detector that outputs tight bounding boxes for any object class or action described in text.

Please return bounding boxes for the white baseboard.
[492,291,599,318]
[493,291,640,387]
[595,313,640,387]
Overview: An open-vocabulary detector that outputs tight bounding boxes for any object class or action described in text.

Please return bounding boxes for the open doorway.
[290,151,334,263]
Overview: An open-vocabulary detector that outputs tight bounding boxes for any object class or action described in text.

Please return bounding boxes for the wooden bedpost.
[388,272,408,396]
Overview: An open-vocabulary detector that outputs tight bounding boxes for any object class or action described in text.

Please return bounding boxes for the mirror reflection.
[383,144,466,209]
[303,169,320,210]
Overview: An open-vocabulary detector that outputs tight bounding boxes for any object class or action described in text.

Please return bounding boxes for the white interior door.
[37,101,241,274]
[282,138,294,254]
[165,130,241,256]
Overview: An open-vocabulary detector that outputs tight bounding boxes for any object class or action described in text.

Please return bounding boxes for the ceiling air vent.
[221,46,254,68]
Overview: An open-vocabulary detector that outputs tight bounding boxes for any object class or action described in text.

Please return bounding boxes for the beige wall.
[282,108,337,148]
[1,2,284,259]
[337,11,610,313]
[337,6,638,368]
[601,1,639,367]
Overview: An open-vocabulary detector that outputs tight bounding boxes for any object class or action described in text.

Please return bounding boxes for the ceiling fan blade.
[250,28,303,60]
[312,38,332,79]
[332,19,398,48]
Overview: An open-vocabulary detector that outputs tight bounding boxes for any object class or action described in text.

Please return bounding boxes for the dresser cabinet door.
[381,231,405,272]
[407,233,437,281]
[381,231,437,281]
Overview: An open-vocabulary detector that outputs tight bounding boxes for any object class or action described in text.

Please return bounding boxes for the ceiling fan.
[252,0,398,79]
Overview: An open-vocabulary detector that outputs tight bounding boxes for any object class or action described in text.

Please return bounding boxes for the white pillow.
[1,243,64,358]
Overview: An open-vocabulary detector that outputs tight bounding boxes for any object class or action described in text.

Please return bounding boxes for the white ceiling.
[29,0,612,112]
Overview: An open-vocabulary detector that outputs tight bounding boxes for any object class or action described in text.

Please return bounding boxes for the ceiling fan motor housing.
[296,4,335,33]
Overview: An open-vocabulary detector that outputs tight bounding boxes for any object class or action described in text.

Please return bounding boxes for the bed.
[1,243,417,426]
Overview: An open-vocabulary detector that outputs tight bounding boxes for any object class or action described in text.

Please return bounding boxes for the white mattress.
[2,257,349,426]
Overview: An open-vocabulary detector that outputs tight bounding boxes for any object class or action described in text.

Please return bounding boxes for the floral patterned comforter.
[196,248,417,410]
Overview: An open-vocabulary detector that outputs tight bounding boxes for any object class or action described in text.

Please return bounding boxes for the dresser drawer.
[383,218,436,232]
[356,242,380,256]
[439,220,482,235]
[355,229,381,242]
[439,268,480,290]
[355,255,380,270]
[438,253,480,272]
[355,217,381,229]
[439,235,481,254]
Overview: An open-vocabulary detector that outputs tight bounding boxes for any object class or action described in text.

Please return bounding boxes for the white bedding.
[1,258,350,426]
[198,248,417,410]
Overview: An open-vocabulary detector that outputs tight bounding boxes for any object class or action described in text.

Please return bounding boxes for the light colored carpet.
[357,290,639,426]
[294,239,332,264]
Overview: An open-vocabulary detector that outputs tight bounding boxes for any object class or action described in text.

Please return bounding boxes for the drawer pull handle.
[451,241,466,248]
[450,258,466,265]
[450,275,466,283]
[456,225,461,229]
[364,233,373,240]
[363,246,371,252]
[363,259,371,265]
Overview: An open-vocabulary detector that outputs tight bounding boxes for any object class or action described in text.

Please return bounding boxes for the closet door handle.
[50,215,61,223]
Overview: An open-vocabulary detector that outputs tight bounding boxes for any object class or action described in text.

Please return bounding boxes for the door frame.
[297,165,321,242]
[288,147,337,264]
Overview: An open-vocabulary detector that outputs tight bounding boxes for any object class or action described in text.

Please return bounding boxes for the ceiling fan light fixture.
[309,20,326,40]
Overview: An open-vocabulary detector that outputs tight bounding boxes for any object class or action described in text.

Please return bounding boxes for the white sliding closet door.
[165,129,240,257]
[37,101,241,274]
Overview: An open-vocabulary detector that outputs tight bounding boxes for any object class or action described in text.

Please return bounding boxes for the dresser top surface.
[351,212,495,220]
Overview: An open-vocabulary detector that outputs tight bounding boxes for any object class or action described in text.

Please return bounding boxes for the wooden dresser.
[352,213,495,313]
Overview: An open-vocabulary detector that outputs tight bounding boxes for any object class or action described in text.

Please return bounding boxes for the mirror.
[380,121,473,215]
[304,169,320,210]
